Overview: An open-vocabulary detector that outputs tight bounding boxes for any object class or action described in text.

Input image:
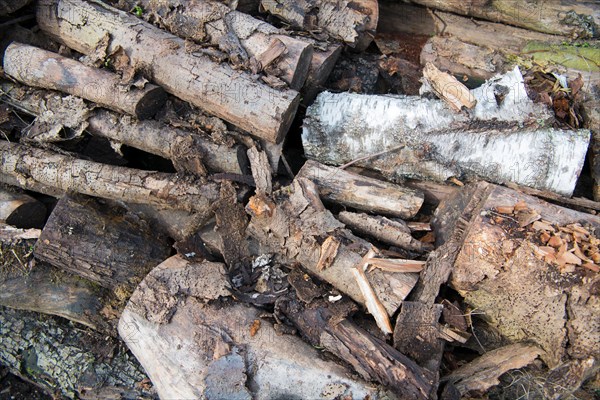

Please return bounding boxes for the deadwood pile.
[0,0,598,399]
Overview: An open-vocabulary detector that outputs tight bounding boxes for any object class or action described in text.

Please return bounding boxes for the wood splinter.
[423,62,476,112]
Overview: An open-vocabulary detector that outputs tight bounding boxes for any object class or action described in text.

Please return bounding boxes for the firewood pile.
[0,0,598,399]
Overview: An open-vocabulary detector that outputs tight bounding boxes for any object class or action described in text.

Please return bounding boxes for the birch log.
[37,0,300,143]
[0,141,220,213]
[302,68,591,196]
[114,0,313,90]
[297,160,424,219]
[3,42,166,119]
[0,188,46,229]
[259,0,379,51]
[407,0,599,39]
[246,178,419,316]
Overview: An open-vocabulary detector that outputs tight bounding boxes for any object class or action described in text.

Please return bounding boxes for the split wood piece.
[0,141,220,213]
[119,255,383,399]
[259,0,378,51]
[442,343,542,396]
[280,268,436,399]
[3,42,166,119]
[0,82,248,175]
[114,0,313,90]
[0,188,46,229]
[303,77,589,196]
[0,263,116,333]
[368,258,426,273]
[34,194,172,290]
[422,62,476,111]
[407,0,599,39]
[302,43,343,104]
[338,211,433,252]
[246,177,418,316]
[37,0,300,143]
[297,160,424,219]
[0,223,41,241]
[433,181,600,371]
[404,179,460,207]
[247,146,272,195]
[0,306,153,399]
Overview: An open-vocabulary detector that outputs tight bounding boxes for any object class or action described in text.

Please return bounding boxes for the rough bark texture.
[114,0,314,90]
[0,305,153,399]
[0,188,46,229]
[260,0,379,51]
[246,178,418,316]
[118,255,385,399]
[34,194,172,291]
[407,0,599,39]
[297,160,424,219]
[37,0,300,143]
[0,141,220,213]
[3,42,166,119]
[434,182,600,371]
[303,69,590,196]
[337,211,432,252]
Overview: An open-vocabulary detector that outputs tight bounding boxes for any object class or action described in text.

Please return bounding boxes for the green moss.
[522,42,600,72]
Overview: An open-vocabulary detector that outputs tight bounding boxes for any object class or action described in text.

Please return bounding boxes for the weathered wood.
[0,188,46,229]
[0,305,153,399]
[119,255,384,399]
[247,177,419,316]
[3,42,166,119]
[34,194,172,290]
[0,223,41,241]
[1,81,248,175]
[338,211,433,252]
[434,182,600,371]
[37,0,300,143]
[442,343,542,396]
[114,0,313,90]
[422,62,476,111]
[297,160,424,219]
[303,68,590,196]
[260,0,378,51]
[247,146,272,195]
[0,141,220,213]
[406,0,599,39]
[278,268,436,399]
[302,43,343,104]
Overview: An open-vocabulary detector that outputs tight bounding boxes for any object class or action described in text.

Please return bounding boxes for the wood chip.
[316,236,341,271]
[495,205,514,214]
[367,258,426,273]
[423,63,476,112]
[532,220,555,232]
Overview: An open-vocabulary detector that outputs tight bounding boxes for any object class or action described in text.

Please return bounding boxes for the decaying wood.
[422,62,476,111]
[338,211,433,252]
[434,182,600,371]
[34,194,172,290]
[297,160,424,219]
[442,343,543,396]
[1,82,248,175]
[247,146,272,195]
[302,43,343,103]
[303,68,590,196]
[0,305,153,399]
[278,268,435,399]
[0,188,46,229]
[0,223,41,241]
[37,0,300,143]
[0,141,221,213]
[3,42,166,119]
[119,255,384,399]
[247,178,419,316]
[505,182,600,214]
[406,0,599,39]
[114,0,313,90]
[259,0,378,51]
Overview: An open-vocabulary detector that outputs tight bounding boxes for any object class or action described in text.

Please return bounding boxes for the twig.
[339,144,405,170]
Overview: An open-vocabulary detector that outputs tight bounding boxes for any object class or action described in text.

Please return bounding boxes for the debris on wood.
[422,62,476,111]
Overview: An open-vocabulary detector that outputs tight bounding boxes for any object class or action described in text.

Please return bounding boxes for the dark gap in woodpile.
[0,0,599,399]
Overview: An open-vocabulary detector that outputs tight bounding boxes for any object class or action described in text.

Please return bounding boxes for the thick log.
[0,305,153,399]
[337,211,432,252]
[302,68,590,196]
[406,0,599,39]
[259,0,379,51]
[37,0,300,143]
[302,43,343,104]
[34,194,172,290]
[246,178,419,316]
[433,181,600,372]
[3,42,166,119]
[297,160,424,219]
[0,82,248,175]
[0,188,46,229]
[119,255,385,399]
[0,141,220,213]
[114,0,313,90]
